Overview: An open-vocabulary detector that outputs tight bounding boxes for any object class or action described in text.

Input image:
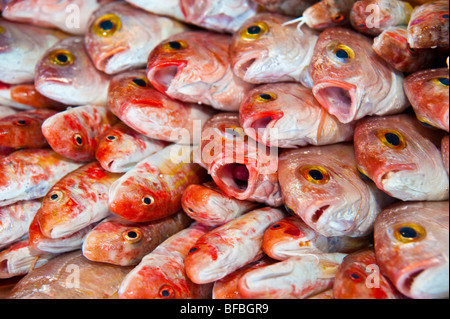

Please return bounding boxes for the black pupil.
[358,24,366,28]
[75,136,83,145]
[127,231,138,239]
[438,77,449,86]
[350,273,360,280]
[384,132,400,146]
[442,13,449,19]
[99,20,114,31]
[57,54,68,63]
[143,197,152,205]
[336,49,349,59]
[132,78,147,87]
[169,41,182,49]
[189,247,197,253]
[188,207,194,213]
[50,194,59,200]
[161,289,170,297]
[259,93,272,100]
[398,226,417,238]
[17,120,27,125]
[271,224,281,229]
[107,135,116,140]
[247,25,261,34]
[309,169,324,180]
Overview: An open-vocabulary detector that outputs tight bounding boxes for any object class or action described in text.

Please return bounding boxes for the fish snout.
[147,60,186,94]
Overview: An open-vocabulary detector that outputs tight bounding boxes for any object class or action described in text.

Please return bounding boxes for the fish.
[0,200,41,249]
[374,201,449,299]
[118,222,212,299]
[179,0,259,33]
[199,112,283,207]
[373,26,437,73]
[354,114,449,201]
[239,82,355,148]
[8,250,133,299]
[251,0,319,17]
[95,122,169,173]
[0,106,18,118]
[0,82,65,110]
[309,27,409,124]
[333,249,404,299]
[350,0,413,36]
[442,135,449,175]
[404,68,449,132]
[0,109,57,150]
[82,211,192,266]
[124,0,185,21]
[407,0,449,49]
[278,143,395,238]
[85,2,189,75]
[35,161,121,239]
[0,19,65,84]
[1,0,116,35]
[308,288,334,299]
[41,105,118,162]
[181,181,260,227]
[35,36,111,106]
[107,70,215,143]
[108,144,209,222]
[0,239,55,279]
[238,253,347,299]
[147,31,253,112]
[300,0,357,30]
[0,149,82,207]
[229,13,319,87]
[262,216,372,260]
[184,207,287,284]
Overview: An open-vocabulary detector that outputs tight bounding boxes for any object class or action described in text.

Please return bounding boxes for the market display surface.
[0,0,448,300]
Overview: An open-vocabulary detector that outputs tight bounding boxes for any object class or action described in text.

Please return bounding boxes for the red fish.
[0,82,65,110]
[301,0,357,30]
[404,68,449,132]
[41,105,118,162]
[310,27,408,124]
[0,106,18,118]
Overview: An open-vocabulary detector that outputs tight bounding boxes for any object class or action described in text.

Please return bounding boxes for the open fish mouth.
[147,60,186,94]
[95,47,127,74]
[232,51,262,81]
[242,112,283,145]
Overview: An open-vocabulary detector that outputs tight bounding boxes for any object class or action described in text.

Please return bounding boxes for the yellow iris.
[240,22,269,40]
[376,129,407,150]
[92,14,121,37]
[49,50,75,66]
[123,229,142,244]
[162,40,188,51]
[299,165,330,185]
[255,92,277,102]
[129,77,150,88]
[431,76,449,88]
[394,223,426,243]
[328,43,355,64]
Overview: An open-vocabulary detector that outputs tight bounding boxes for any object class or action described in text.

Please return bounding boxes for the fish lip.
[147,60,187,94]
[36,77,73,87]
[94,47,128,74]
[312,80,358,124]
[241,111,283,146]
[232,51,264,81]
[373,164,417,191]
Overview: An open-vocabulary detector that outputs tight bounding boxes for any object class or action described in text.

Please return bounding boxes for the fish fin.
[282,16,306,34]
[29,255,40,272]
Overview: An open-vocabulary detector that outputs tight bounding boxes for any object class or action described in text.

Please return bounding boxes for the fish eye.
[407,45,416,53]
[14,119,30,126]
[142,196,154,206]
[92,14,121,37]
[223,126,246,140]
[284,205,296,215]
[49,50,75,66]
[270,223,281,230]
[255,92,277,102]
[49,190,63,202]
[159,285,175,299]
[123,228,142,243]
[376,129,407,150]
[332,14,345,23]
[73,134,84,147]
[189,246,199,254]
[240,22,269,40]
[432,76,449,88]
[327,43,355,64]
[162,40,188,51]
[416,116,438,129]
[394,223,426,243]
[346,270,364,283]
[440,12,449,20]
[299,165,330,185]
[130,77,149,88]
[357,166,372,182]
[0,26,5,34]
[106,135,117,141]
[187,207,194,213]
[358,23,367,29]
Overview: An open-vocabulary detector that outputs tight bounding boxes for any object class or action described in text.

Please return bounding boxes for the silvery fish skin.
[251,0,319,17]
[124,0,185,21]
[404,68,449,132]
[8,250,133,299]
[0,82,65,110]
[35,37,110,106]
[239,82,355,148]
[0,19,65,84]
[262,216,371,260]
[41,105,118,162]
[107,70,215,143]
[184,207,287,284]
[278,143,394,237]
[310,27,408,124]
[0,149,82,207]
[238,253,347,299]
[442,135,449,175]
[350,0,413,36]
[0,200,41,249]
[147,31,253,111]
[95,122,169,173]
[1,0,115,35]
[374,201,449,299]
[333,249,404,299]
[35,161,122,239]
[230,13,319,87]
[301,0,357,30]
[373,26,437,73]
[82,211,192,266]
[354,114,448,201]
[119,223,212,299]
[407,0,449,49]
[86,2,190,75]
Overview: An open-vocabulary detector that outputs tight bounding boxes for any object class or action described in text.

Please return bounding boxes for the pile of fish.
[0,0,448,299]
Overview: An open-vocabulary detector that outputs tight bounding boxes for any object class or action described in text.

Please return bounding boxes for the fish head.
[303,0,349,30]
[373,26,413,63]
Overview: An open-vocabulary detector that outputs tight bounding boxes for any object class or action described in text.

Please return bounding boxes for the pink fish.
[41,105,118,162]
[184,207,287,284]
[310,27,408,124]
[124,0,185,21]
[147,31,253,111]
[107,70,215,143]
[239,82,355,148]
[0,82,65,110]
[354,114,448,201]
[119,222,212,299]
[442,135,449,175]
[300,0,357,30]
[374,201,449,299]
[251,0,319,17]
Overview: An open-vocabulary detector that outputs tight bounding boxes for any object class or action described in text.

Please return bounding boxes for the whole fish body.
[184,207,287,284]
[41,105,118,162]
[252,0,319,17]
[82,211,192,266]
[374,201,449,299]
[309,27,408,124]
[239,82,355,148]
[302,0,357,30]
[86,1,190,75]
[354,114,448,201]
[0,149,82,207]
[107,70,215,143]
[108,144,208,222]
[119,222,212,299]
